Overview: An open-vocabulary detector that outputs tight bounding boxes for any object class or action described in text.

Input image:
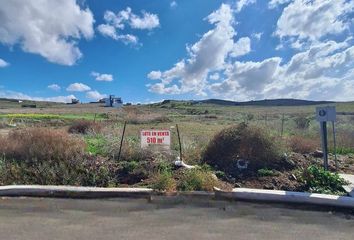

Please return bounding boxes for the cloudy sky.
[0,0,353,103]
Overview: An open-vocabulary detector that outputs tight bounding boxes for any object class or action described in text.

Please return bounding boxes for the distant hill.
[0,97,65,109]
[160,98,335,107]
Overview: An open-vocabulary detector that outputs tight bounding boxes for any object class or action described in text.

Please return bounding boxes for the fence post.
[176,124,183,162]
[117,121,127,161]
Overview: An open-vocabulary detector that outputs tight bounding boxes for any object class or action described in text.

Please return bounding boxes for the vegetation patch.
[203,123,283,176]
[299,165,348,195]
[151,172,176,191]
[257,168,279,177]
[0,113,61,119]
[288,135,318,154]
[176,168,218,191]
[68,120,103,134]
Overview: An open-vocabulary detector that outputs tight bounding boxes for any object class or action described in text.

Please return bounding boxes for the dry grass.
[287,135,319,154]
[0,128,86,163]
[68,120,104,134]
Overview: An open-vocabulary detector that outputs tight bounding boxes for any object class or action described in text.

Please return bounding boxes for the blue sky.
[0,0,354,103]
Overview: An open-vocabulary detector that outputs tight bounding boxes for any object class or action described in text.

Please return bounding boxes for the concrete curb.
[214,188,354,208]
[0,185,153,199]
[1,185,354,209]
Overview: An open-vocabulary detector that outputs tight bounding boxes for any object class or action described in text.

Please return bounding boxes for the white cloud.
[97,24,118,39]
[252,32,263,41]
[275,0,354,47]
[0,0,94,66]
[91,71,114,81]
[129,11,160,30]
[170,1,178,8]
[148,4,252,95]
[147,71,162,80]
[144,2,354,101]
[66,83,91,92]
[235,0,256,12]
[268,0,292,9]
[0,58,9,67]
[209,39,354,101]
[209,73,220,80]
[98,7,159,45]
[86,90,107,100]
[48,84,61,91]
[0,89,75,103]
[230,37,251,58]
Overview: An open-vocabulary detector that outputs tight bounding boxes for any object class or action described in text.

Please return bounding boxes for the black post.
[320,121,329,170]
[93,113,97,123]
[176,124,182,162]
[117,121,127,161]
[332,121,338,170]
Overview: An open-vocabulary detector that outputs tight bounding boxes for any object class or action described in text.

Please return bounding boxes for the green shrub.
[329,147,354,155]
[202,123,282,175]
[85,134,108,156]
[257,168,279,177]
[176,168,218,191]
[151,172,176,191]
[300,165,348,195]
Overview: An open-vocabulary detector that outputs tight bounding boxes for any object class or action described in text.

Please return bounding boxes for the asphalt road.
[0,197,353,240]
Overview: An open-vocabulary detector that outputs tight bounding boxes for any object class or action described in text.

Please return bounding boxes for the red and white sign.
[140,129,171,149]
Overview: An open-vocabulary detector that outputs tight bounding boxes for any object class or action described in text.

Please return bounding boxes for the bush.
[68,120,103,134]
[0,128,86,163]
[294,115,310,129]
[151,172,176,191]
[202,123,282,175]
[85,134,108,156]
[288,135,318,154]
[176,168,218,191]
[0,128,122,187]
[300,165,348,195]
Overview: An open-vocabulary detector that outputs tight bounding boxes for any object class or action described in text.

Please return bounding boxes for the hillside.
[159,98,335,107]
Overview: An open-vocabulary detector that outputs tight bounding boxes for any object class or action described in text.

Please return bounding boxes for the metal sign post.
[316,106,336,170]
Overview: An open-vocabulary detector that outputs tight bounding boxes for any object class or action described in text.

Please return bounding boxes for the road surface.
[0,197,353,240]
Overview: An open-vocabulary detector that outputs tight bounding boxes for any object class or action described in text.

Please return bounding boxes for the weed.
[176,168,218,191]
[151,172,176,191]
[329,147,354,155]
[85,135,108,156]
[257,168,279,177]
[300,165,348,195]
[288,135,318,154]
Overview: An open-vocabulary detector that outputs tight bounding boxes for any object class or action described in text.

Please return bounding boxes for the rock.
[234,183,242,188]
[263,184,275,190]
[312,150,324,158]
